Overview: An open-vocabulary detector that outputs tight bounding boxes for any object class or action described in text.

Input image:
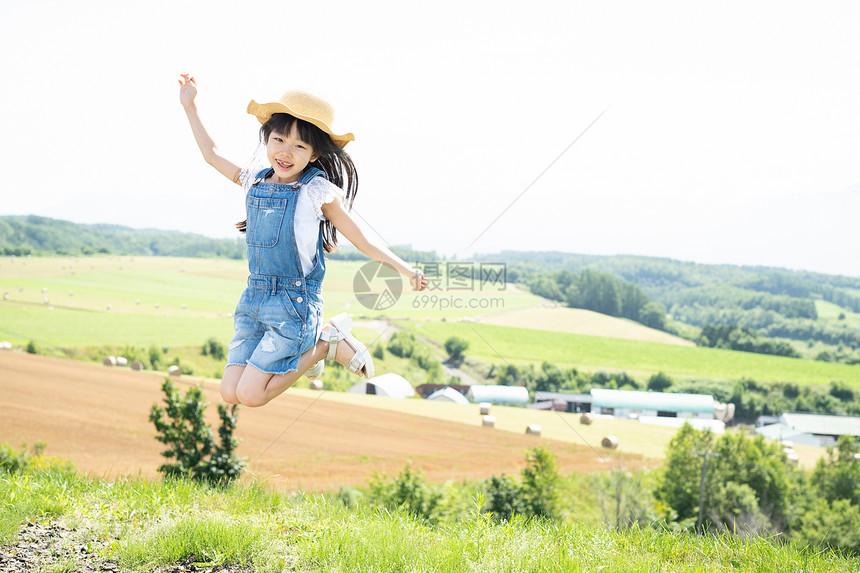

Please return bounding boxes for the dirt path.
[1,352,635,491]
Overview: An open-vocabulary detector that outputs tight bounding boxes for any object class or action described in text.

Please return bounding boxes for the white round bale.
[310,379,324,391]
[525,423,542,436]
[601,435,619,449]
[103,356,117,366]
[479,402,492,415]
[168,365,181,376]
[481,415,496,428]
[115,357,128,367]
[580,413,593,425]
[130,361,144,371]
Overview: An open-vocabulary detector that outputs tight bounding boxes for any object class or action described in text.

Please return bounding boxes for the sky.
[1,1,859,277]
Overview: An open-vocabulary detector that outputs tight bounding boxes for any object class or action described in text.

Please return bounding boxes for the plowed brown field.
[1,352,636,491]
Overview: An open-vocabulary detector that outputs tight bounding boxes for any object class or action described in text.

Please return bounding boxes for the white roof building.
[467,385,529,405]
[426,387,470,405]
[347,373,415,399]
[780,413,860,443]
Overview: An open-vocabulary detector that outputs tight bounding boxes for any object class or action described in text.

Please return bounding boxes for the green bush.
[149,379,246,485]
[202,337,226,361]
[810,435,860,507]
[0,443,45,473]
[148,345,164,370]
[25,340,38,354]
[444,336,469,362]
[387,332,417,358]
[647,371,673,392]
[367,463,442,523]
[520,446,561,520]
[793,499,860,556]
[485,475,525,521]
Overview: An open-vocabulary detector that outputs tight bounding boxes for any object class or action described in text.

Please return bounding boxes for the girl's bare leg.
[222,324,367,407]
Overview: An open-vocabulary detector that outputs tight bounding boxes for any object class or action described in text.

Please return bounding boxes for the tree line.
[0,215,244,259]
[528,269,668,330]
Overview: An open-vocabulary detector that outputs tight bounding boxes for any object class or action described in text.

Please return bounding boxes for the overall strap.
[298,166,326,184]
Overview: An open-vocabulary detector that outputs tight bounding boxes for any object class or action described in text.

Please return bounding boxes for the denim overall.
[226,166,326,375]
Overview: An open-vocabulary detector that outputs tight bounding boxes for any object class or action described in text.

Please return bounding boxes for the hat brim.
[247,100,354,148]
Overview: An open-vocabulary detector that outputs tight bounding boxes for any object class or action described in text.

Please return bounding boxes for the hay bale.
[785,451,799,464]
[481,415,496,428]
[601,435,619,449]
[103,356,117,367]
[309,380,324,391]
[115,357,128,367]
[525,423,542,436]
[0,342,12,350]
[168,365,181,377]
[479,402,492,415]
[580,413,593,425]
[130,361,144,371]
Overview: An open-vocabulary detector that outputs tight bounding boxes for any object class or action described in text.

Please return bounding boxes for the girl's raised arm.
[322,198,428,291]
[179,74,242,185]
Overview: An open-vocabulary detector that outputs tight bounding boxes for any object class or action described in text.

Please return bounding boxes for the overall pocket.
[278,289,307,326]
[246,197,288,247]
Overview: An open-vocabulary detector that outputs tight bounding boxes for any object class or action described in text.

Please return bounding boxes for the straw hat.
[247,90,354,148]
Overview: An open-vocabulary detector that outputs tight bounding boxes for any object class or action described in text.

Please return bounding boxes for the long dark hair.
[237,113,358,253]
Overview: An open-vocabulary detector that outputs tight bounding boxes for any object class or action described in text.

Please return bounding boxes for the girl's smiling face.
[266,123,318,183]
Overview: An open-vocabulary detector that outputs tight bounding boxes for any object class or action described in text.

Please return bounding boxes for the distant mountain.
[0,215,244,259]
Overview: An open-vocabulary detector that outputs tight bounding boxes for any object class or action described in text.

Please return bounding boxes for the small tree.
[647,371,673,392]
[202,337,226,361]
[485,474,525,521]
[149,379,246,485]
[444,336,469,363]
[520,445,561,520]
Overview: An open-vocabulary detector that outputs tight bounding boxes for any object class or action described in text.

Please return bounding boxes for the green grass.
[399,320,860,387]
[1,459,857,573]
[0,256,542,347]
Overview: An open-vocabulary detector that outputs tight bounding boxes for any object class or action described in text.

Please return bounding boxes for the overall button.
[295,280,302,286]
[296,296,303,303]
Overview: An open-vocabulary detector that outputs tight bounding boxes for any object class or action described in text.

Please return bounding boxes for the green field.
[3,255,858,390]
[399,320,860,388]
[0,256,541,346]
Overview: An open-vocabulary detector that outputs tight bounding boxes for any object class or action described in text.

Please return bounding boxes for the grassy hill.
[2,456,858,572]
[3,255,857,392]
[400,320,860,388]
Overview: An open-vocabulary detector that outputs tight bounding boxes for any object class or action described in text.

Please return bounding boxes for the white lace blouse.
[240,168,343,276]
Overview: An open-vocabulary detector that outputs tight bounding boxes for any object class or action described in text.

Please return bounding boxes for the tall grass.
[2,457,858,572]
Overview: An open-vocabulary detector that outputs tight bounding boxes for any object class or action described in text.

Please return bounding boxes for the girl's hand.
[410,269,428,291]
[178,73,197,107]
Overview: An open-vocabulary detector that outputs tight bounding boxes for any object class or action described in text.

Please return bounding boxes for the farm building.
[467,385,529,406]
[426,387,470,405]
[754,423,821,447]
[415,383,470,399]
[766,413,860,447]
[347,373,415,399]
[534,391,592,413]
[590,389,717,420]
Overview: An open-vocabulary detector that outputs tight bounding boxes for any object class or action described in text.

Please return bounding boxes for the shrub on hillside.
[367,463,442,523]
[149,379,246,485]
[0,443,46,473]
[485,475,525,521]
[444,336,469,362]
[202,337,226,361]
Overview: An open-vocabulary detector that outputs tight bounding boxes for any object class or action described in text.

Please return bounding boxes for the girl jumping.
[179,74,427,407]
